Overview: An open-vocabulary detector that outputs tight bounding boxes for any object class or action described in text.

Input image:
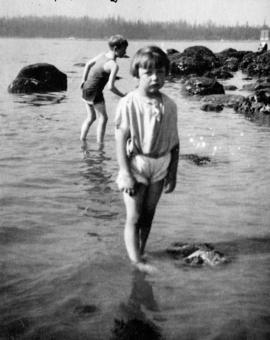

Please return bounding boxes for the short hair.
[130,46,170,78]
[108,34,128,50]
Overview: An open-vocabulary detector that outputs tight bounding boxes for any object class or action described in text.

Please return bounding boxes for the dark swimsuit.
[82,55,111,104]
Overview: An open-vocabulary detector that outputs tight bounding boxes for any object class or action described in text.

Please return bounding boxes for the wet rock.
[215,49,250,70]
[223,57,239,72]
[166,48,180,56]
[167,242,228,266]
[241,83,257,91]
[234,94,270,126]
[201,94,245,108]
[185,249,227,266]
[240,51,270,77]
[200,103,224,112]
[204,67,234,80]
[180,154,211,166]
[184,76,224,96]
[8,63,67,94]
[169,45,220,77]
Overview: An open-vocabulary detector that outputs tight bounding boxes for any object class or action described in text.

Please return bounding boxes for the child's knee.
[98,113,108,123]
[86,115,96,124]
[126,213,140,227]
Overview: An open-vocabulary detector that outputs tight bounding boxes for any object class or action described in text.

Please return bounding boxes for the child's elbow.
[107,84,114,91]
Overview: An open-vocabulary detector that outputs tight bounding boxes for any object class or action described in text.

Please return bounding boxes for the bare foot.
[133,262,158,274]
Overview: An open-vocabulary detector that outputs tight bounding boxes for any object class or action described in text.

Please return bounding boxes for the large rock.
[184,76,225,95]
[169,45,220,76]
[8,63,67,94]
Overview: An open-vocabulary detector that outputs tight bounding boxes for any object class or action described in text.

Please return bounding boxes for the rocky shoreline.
[7,45,270,125]
[167,46,270,125]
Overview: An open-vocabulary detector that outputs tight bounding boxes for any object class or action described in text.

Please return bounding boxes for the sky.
[0,0,269,26]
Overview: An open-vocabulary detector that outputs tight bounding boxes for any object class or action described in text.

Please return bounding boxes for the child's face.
[138,66,166,95]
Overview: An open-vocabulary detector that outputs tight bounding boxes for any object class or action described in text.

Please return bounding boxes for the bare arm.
[164,143,180,193]
[107,62,126,97]
[115,127,136,196]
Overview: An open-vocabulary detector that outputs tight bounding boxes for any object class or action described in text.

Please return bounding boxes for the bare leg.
[123,184,146,264]
[80,102,96,141]
[139,180,164,256]
[95,102,108,145]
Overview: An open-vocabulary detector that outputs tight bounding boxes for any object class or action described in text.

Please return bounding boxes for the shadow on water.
[79,140,113,193]
[111,269,164,340]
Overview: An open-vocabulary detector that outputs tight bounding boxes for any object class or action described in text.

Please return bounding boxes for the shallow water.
[0,38,270,340]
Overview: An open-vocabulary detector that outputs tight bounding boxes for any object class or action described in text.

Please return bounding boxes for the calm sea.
[0,38,270,340]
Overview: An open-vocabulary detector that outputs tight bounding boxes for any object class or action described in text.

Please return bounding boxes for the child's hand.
[117,171,137,196]
[163,174,176,193]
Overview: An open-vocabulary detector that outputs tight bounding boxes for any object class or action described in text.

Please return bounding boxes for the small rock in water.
[185,249,227,266]
[166,242,228,266]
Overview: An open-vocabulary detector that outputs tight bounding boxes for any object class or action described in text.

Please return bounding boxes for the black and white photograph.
[1,1,270,339]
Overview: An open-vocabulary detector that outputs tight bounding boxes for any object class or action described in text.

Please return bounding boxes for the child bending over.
[115,46,179,272]
[80,34,128,144]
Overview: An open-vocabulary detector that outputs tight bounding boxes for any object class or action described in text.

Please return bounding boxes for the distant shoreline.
[0,36,259,42]
[0,16,267,40]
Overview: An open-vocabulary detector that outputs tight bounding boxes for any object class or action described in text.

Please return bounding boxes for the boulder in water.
[8,63,67,94]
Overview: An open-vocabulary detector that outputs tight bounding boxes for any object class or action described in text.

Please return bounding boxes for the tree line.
[0,16,267,40]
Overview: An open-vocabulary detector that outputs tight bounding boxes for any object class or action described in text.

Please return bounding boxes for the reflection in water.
[11,92,66,106]
[78,141,120,220]
[80,140,113,192]
[111,270,163,340]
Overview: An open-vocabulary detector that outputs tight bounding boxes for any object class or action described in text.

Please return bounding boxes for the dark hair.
[130,46,170,78]
[108,34,128,50]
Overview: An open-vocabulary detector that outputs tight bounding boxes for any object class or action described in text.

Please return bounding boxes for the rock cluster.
[167,45,270,124]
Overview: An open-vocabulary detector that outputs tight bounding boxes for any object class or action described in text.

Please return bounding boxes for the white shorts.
[128,153,171,185]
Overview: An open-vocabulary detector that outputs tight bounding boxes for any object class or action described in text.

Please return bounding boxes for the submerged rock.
[201,103,224,112]
[167,242,228,267]
[8,63,67,94]
[180,154,211,166]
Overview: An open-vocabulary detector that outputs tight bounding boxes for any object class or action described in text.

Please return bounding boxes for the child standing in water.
[80,35,128,144]
[115,46,180,272]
